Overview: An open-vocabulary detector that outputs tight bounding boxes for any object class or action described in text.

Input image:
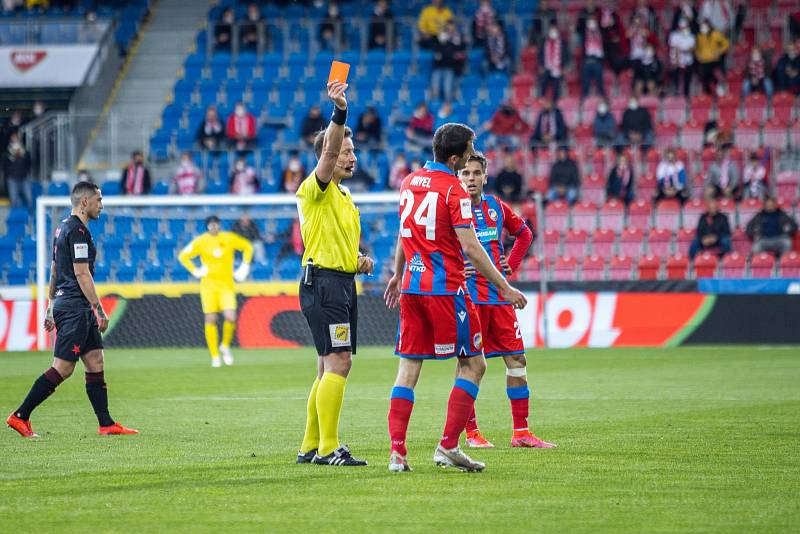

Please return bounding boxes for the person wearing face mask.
[431,20,466,102]
[119,151,151,195]
[704,144,740,200]
[775,41,800,94]
[214,8,234,51]
[531,98,567,148]
[655,148,689,204]
[581,16,607,98]
[171,151,205,195]
[417,0,453,50]
[226,102,256,151]
[620,97,654,149]
[538,23,569,101]
[484,101,530,149]
[547,145,581,205]
[368,0,394,49]
[282,153,305,193]
[593,100,618,147]
[2,131,32,209]
[668,18,696,97]
[633,45,663,96]
[606,151,635,204]
[742,47,774,99]
[319,2,345,51]
[196,105,224,150]
[484,20,510,73]
[694,19,729,95]
[229,156,259,194]
[240,3,267,51]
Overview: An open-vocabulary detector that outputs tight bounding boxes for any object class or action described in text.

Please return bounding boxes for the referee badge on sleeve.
[329,323,351,347]
[74,243,89,259]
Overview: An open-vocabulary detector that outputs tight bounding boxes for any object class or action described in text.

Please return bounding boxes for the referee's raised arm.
[314,81,349,184]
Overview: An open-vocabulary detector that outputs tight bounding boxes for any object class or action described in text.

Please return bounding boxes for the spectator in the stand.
[1,109,25,151]
[742,47,774,99]
[230,156,259,195]
[471,0,496,49]
[319,2,344,51]
[668,18,696,97]
[671,0,699,33]
[348,167,375,193]
[704,145,740,200]
[581,15,606,98]
[417,0,453,50]
[171,151,205,195]
[633,44,662,96]
[226,102,257,151]
[689,197,732,259]
[599,0,629,74]
[76,169,93,184]
[494,150,523,203]
[119,150,151,196]
[547,146,580,205]
[632,0,658,33]
[655,148,689,203]
[700,0,734,34]
[196,105,225,150]
[694,19,729,95]
[389,152,410,189]
[746,197,798,255]
[300,104,326,147]
[741,152,768,199]
[531,98,567,147]
[404,102,434,154]
[240,3,265,51]
[627,14,658,75]
[434,101,454,130]
[282,152,305,193]
[606,151,635,204]
[214,8,234,50]
[2,131,32,209]
[484,20,511,74]
[529,0,557,45]
[232,214,266,264]
[355,106,382,148]
[431,20,466,102]
[620,96,653,148]
[774,41,800,94]
[31,100,45,120]
[593,100,618,146]
[538,23,569,100]
[485,101,530,148]
[368,0,394,49]
[576,0,598,42]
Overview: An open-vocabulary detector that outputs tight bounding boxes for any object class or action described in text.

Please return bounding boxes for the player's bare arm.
[314,81,348,184]
[43,261,57,332]
[384,239,406,308]
[73,262,108,332]
[455,227,526,309]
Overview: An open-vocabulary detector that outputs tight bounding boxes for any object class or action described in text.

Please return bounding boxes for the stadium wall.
[2,283,799,351]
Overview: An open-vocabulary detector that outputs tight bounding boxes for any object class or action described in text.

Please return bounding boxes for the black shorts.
[299,268,357,356]
[53,307,104,362]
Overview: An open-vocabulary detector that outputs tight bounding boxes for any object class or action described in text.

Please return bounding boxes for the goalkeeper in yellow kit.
[178,215,253,367]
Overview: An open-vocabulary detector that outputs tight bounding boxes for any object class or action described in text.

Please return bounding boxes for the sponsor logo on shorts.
[488,208,498,221]
[73,243,88,259]
[329,323,350,347]
[460,198,473,219]
[473,332,483,350]
[435,343,455,354]
[408,253,426,273]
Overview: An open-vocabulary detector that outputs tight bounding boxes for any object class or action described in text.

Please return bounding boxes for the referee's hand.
[327,81,348,110]
[384,274,402,309]
[357,255,374,275]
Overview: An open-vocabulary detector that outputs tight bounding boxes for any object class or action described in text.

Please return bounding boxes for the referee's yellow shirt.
[296,171,360,273]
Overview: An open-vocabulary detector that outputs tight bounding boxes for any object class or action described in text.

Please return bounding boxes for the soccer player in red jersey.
[384,123,527,472]
[459,152,556,449]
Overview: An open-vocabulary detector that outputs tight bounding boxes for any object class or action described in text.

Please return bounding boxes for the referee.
[295,80,373,467]
[6,182,137,438]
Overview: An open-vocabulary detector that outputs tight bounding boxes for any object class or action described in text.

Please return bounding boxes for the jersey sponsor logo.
[475,226,499,243]
[329,323,351,347]
[73,243,88,259]
[408,253,426,273]
[488,208,498,221]
[434,343,455,354]
[472,332,483,350]
[460,198,473,219]
[409,175,432,188]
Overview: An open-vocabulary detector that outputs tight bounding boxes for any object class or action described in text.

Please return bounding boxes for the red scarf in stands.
[719,158,730,188]
[544,37,562,76]
[618,162,632,187]
[585,28,603,58]
[126,163,145,195]
[174,161,200,194]
[233,114,250,137]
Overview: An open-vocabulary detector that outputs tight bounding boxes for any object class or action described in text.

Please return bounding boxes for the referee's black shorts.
[299,268,357,356]
[53,307,104,362]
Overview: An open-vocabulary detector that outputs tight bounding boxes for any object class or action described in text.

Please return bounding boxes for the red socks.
[388,387,415,456]
[507,386,530,431]
[465,406,479,433]
[440,379,479,449]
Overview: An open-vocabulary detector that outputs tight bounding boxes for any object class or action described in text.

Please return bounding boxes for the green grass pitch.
[1,346,798,532]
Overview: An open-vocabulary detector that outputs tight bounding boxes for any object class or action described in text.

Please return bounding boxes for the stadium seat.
[654,199,681,229]
[553,256,578,281]
[750,252,776,277]
[662,96,687,125]
[590,228,616,258]
[608,255,633,280]
[731,227,751,256]
[647,228,672,257]
[655,123,679,151]
[763,117,790,149]
[521,256,544,281]
[581,255,605,281]
[779,251,800,277]
[618,228,644,259]
[666,254,689,280]
[720,252,746,278]
[736,120,761,151]
[717,94,739,124]
[570,201,598,232]
[771,92,796,121]
[544,201,569,233]
[681,120,705,152]
[563,229,588,258]
[115,263,137,283]
[681,199,704,230]
[101,181,121,196]
[143,264,166,282]
[542,229,561,257]
[598,199,625,234]
[0,237,16,265]
[737,198,762,228]
[693,252,718,278]
[743,93,767,124]
[637,255,660,280]
[627,200,652,231]
[689,94,713,124]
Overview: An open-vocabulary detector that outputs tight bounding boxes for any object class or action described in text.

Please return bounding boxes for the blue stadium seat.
[6,208,29,236]
[101,181,121,196]
[93,263,110,283]
[156,237,178,263]
[139,218,160,236]
[0,237,17,264]
[21,238,36,265]
[151,181,170,195]
[166,219,186,238]
[277,257,300,280]
[115,263,137,283]
[128,238,151,263]
[170,264,191,282]
[101,237,124,264]
[143,264,165,282]
[206,180,228,194]
[46,181,70,196]
[251,262,273,281]
[7,265,29,286]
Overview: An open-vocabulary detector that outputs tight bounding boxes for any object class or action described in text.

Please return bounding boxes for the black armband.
[331,105,347,126]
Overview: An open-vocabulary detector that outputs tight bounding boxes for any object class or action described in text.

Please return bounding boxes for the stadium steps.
[81,0,212,170]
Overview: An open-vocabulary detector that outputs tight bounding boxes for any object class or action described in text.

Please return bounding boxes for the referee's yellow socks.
[300,377,321,454]
[204,323,219,358]
[221,320,236,347]
[316,372,347,456]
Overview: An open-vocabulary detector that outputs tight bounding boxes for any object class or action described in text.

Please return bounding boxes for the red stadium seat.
[610,95,628,122]
[771,92,795,121]
[619,228,644,258]
[527,175,548,194]
[591,228,616,258]
[675,228,695,256]
[573,123,594,147]
[775,171,800,201]
[647,228,672,257]
[512,73,535,106]
[638,174,658,203]
[637,254,660,280]
[700,146,717,173]
[736,120,761,151]
[522,256,546,281]
[690,173,706,200]
[544,201,569,233]
[779,251,800,277]
[563,229,589,257]
[763,117,789,149]
[720,252,746,278]
[655,122,679,151]
[598,199,625,233]
[654,199,681,229]
[689,95,713,124]
[553,256,578,281]
[580,95,603,126]
[717,94,740,124]
[750,252,776,278]
[718,198,735,219]
[662,96,687,125]
[682,199,704,230]
[591,147,608,177]
[542,229,561,257]
[681,120,705,152]
[666,254,689,279]
[731,227,751,256]
[743,93,768,124]
[560,96,581,129]
[581,255,606,281]
[520,46,538,75]
[609,255,633,280]
[628,199,652,230]
[571,201,598,232]
[737,198,762,227]
[581,174,605,205]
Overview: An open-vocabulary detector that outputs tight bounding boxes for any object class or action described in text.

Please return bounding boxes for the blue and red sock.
[507,385,530,431]
[388,386,414,456]
[440,378,479,449]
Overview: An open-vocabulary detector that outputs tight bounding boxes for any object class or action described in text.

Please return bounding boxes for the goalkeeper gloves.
[192,266,208,279]
[233,262,250,283]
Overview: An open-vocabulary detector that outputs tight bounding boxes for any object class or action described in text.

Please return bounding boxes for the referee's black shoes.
[296,449,317,464]
[312,445,368,466]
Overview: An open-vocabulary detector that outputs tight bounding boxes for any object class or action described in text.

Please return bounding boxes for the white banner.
[0,45,99,88]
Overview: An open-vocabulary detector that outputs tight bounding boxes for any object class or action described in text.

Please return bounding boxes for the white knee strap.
[506,367,527,378]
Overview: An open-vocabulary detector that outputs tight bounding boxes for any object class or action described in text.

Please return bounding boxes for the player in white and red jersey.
[383,123,527,473]
[459,151,556,450]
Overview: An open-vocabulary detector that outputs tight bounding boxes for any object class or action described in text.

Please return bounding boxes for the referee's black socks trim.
[15,367,64,420]
[85,371,114,427]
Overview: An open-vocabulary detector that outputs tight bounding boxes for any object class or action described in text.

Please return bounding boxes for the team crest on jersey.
[488,208,498,221]
[213,247,223,258]
[408,253,426,273]
[473,332,483,350]
[329,323,350,347]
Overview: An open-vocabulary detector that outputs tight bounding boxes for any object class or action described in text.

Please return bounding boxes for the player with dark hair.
[384,123,528,472]
[6,182,138,437]
[295,80,374,467]
[459,151,556,449]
